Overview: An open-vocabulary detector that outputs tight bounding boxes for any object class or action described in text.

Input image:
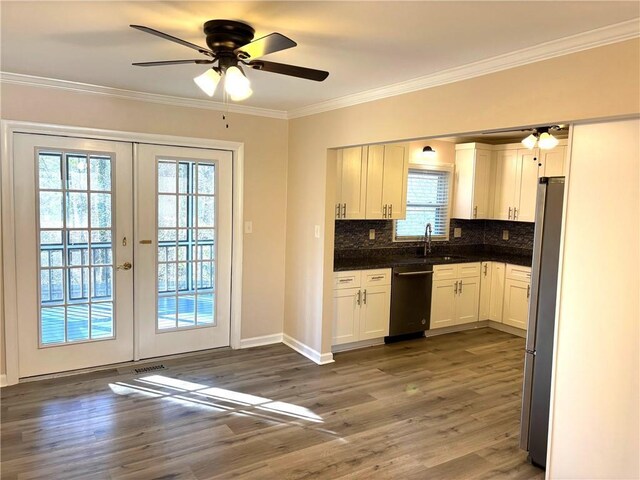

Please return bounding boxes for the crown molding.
[0,72,288,120]
[287,18,640,119]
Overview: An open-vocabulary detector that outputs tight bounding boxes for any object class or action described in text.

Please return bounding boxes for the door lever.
[117,262,132,271]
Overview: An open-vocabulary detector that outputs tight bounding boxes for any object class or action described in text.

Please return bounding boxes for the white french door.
[12,134,233,378]
[135,144,232,359]
[14,134,134,377]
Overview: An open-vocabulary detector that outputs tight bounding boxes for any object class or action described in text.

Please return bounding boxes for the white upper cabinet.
[452,143,493,220]
[336,144,407,220]
[538,145,567,177]
[517,148,540,222]
[365,144,408,220]
[493,149,519,220]
[336,146,368,219]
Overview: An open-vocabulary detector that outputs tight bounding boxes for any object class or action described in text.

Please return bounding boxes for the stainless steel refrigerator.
[520,177,565,469]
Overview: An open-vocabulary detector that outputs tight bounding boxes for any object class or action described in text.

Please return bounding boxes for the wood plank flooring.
[1,328,544,479]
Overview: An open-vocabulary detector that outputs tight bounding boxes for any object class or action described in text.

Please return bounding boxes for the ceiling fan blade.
[132,59,214,67]
[130,25,214,56]
[234,33,297,60]
[247,60,329,81]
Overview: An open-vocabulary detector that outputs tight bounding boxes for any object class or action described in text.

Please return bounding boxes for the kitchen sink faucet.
[424,222,432,256]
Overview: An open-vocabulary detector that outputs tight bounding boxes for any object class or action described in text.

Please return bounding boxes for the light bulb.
[521,133,537,149]
[422,146,436,159]
[538,132,559,150]
[224,66,252,101]
[194,69,221,97]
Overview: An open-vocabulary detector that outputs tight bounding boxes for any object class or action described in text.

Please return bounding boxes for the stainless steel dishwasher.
[387,264,433,339]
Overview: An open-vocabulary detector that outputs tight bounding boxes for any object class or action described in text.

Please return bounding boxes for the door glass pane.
[156,158,217,330]
[37,150,115,346]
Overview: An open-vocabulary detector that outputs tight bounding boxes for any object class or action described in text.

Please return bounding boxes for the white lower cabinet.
[489,262,506,322]
[332,269,391,346]
[430,263,481,328]
[479,262,492,319]
[502,264,532,330]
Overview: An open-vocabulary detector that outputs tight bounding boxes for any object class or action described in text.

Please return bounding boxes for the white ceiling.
[1,1,639,113]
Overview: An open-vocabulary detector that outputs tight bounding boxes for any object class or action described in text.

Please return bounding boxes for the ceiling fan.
[130,20,329,101]
[483,125,567,150]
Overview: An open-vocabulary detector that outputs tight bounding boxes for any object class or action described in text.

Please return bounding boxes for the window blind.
[395,168,451,240]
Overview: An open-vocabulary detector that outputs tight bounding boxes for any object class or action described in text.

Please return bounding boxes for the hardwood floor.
[1,328,543,479]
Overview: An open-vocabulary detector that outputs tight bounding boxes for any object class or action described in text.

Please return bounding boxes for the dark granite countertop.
[334,245,532,272]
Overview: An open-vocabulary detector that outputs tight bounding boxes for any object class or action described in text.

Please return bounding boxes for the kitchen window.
[394,165,452,241]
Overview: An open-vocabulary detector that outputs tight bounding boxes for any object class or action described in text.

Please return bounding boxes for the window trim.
[393,162,453,243]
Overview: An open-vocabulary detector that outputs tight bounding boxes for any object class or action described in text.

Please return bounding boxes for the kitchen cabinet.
[538,145,567,177]
[452,143,493,219]
[479,262,492,320]
[502,264,532,330]
[336,146,367,219]
[335,144,408,220]
[489,262,506,322]
[365,144,408,220]
[332,269,391,345]
[430,262,481,328]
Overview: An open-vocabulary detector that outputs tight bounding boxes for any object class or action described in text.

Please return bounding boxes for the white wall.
[547,118,639,478]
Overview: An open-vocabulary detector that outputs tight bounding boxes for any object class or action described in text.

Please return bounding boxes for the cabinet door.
[489,262,506,322]
[502,279,530,330]
[431,279,457,329]
[332,287,361,345]
[359,285,390,340]
[365,145,385,219]
[493,149,519,220]
[539,146,566,177]
[452,149,474,219]
[479,262,492,320]
[516,149,539,222]
[382,144,408,220]
[337,146,367,219]
[472,149,492,219]
[456,277,480,325]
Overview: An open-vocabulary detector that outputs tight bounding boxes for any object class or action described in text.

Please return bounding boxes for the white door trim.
[1,120,244,386]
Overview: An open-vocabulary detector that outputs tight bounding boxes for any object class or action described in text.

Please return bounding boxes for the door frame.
[1,120,245,386]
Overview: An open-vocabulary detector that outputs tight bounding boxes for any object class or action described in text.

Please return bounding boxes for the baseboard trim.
[0,374,7,387]
[332,338,385,353]
[239,333,284,349]
[425,321,490,337]
[283,334,334,365]
[487,321,527,338]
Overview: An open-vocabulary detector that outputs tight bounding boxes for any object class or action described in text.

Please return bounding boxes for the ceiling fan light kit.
[131,19,329,102]
[521,126,561,150]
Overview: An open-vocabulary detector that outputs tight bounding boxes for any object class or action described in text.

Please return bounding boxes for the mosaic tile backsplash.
[334,219,535,251]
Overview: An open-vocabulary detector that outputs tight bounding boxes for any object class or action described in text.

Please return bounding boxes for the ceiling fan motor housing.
[203,20,255,55]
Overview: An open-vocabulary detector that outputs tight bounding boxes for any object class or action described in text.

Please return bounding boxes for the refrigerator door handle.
[520,351,536,450]
[525,180,548,352]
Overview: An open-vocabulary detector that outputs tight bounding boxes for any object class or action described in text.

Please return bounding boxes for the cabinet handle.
[338,278,352,283]
[389,204,393,218]
[483,264,488,276]
[363,289,367,304]
[383,204,388,218]
[336,203,340,219]
[473,206,477,219]
[370,275,385,280]
[454,281,458,295]
[514,207,518,220]
[342,203,346,218]
[356,290,361,306]
[508,207,512,220]
[459,281,463,294]
[527,284,530,299]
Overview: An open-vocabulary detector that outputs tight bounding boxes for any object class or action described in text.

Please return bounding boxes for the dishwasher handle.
[394,271,434,277]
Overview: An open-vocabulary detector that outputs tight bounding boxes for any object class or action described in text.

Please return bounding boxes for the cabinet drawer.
[506,264,532,282]
[458,262,481,278]
[433,264,458,281]
[334,271,361,290]
[362,268,391,287]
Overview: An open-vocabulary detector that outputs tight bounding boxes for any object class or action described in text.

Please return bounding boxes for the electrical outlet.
[502,230,509,240]
[244,221,253,234]
[314,225,321,239]
[369,229,376,240]
[454,227,462,238]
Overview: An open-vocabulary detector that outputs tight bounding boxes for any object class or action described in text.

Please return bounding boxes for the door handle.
[363,289,367,304]
[336,203,340,219]
[342,203,346,218]
[383,204,388,218]
[459,281,463,294]
[483,264,488,276]
[508,207,512,220]
[527,284,531,299]
[117,261,132,271]
[389,204,393,218]
[454,281,458,295]
[514,207,518,220]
